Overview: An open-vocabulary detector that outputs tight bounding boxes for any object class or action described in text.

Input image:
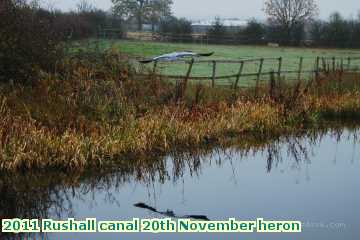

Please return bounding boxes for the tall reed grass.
[1,49,360,171]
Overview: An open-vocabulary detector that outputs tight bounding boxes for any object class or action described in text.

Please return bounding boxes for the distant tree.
[310,12,360,48]
[291,22,305,45]
[238,19,265,44]
[73,0,108,39]
[206,17,229,44]
[325,12,351,47]
[159,16,192,42]
[310,20,326,46]
[265,23,288,44]
[353,14,360,48]
[148,0,172,31]
[264,0,318,44]
[76,0,95,13]
[111,0,173,31]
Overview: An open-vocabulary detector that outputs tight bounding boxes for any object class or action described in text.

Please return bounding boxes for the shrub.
[265,22,305,46]
[158,16,193,42]
[0,0,62,83]
[206,17,230,44]
[52,10,118,40]
[237,19,265,44]
[310,12,360,48]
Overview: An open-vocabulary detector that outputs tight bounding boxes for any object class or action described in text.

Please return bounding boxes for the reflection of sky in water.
[2,129,360,240]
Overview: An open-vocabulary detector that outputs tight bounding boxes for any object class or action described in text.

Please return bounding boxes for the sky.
[49,0,359,20]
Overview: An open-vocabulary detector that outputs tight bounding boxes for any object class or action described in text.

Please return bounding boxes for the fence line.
[139,56,360,89]
[138,55,360,101]
[155,57,282,64]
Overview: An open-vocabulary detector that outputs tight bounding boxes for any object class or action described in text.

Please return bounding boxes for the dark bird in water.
[134,202,210,221]
[139,51,214,64]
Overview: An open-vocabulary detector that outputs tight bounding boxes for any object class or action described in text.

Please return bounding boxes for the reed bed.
[1,49,360,171]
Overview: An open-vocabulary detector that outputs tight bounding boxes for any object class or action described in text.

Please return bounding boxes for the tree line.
[311,13,360,48]
[115,0,360,48]
[0,0,124,83]
[156,13,360,49]
[1,0,360,84]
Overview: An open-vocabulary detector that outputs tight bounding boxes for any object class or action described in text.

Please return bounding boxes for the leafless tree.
[264,0,318,40]
[76,0,95,13]
[112,0,172,31]
[148,0,172,31]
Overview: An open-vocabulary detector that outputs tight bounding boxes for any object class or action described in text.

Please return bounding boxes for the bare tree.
[112,0,172,31]
[76,0,95,13]
[148,0,172,31]
[264,0,318,42]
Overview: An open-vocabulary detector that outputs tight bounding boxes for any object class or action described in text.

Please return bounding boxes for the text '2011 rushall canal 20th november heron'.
[1,218,302,233]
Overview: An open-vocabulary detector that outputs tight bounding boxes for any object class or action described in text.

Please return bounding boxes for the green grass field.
[78,39,360,86]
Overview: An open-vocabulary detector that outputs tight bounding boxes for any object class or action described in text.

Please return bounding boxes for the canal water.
[1,128,359,239]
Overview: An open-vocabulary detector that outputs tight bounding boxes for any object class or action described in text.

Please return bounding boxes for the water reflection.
[1,127,359,239]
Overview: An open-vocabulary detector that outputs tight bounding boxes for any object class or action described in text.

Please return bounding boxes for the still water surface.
[1,128,359,239]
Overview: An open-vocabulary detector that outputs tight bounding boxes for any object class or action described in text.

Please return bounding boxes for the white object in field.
[268,43,280,47]
[139,51,214,64]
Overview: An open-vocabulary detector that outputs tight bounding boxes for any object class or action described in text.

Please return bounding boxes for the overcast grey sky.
[51,0,359,20]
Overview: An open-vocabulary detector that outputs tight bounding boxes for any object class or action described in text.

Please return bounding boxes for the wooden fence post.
[153,61,158,73]
[234,61,244,90]
[297,57,303,82]
[255,58,264,95]
[339,58,344,81]
[348,57,352,71]
[211,61,217,88]
[269,71,276,100]
[340,58,344,72]
[321,57,326,72]
[180,58,194,101]
[277,57,282,80]
[332,57,336,71]
[315,56,320,80]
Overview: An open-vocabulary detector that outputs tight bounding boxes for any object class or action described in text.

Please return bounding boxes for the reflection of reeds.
[0,49,360,171]
[1,126,358,240]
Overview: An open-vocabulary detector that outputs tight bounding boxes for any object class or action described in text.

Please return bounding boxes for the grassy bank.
[1,49,360,171]
[74,39,360,84]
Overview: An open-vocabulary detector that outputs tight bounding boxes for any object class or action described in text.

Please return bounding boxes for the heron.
[134,202,210,221]
[139,51,214,64]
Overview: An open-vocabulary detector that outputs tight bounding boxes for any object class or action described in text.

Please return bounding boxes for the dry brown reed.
[1,50,360,171]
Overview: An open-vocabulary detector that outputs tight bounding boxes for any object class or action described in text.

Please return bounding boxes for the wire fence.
[139,56,360,89]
